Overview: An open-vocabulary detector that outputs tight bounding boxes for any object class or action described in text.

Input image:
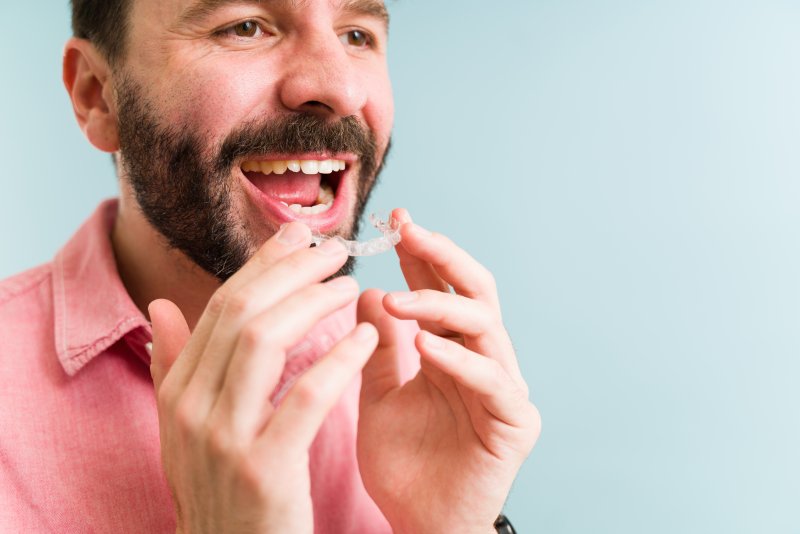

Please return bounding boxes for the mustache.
[215,114,377,174]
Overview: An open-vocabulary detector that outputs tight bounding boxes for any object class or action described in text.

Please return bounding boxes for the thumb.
[148,298,191,392]
[357,289,402,403]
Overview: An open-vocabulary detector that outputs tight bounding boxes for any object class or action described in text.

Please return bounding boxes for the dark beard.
[115,77,387,281]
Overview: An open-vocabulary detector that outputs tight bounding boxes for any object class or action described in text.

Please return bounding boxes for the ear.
[63,38,120,153]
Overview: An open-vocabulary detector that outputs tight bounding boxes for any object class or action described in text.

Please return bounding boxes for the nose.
[279,32,368,118]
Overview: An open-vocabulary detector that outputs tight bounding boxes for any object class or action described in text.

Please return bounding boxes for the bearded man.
[0,1,540,532]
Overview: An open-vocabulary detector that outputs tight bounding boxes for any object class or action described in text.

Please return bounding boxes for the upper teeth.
[241,159,346,175]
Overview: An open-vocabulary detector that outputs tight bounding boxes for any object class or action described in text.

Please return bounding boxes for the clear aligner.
[311,214,401,257]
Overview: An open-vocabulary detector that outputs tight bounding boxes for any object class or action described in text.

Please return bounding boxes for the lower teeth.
[287,202,332,215]
[280,183,335,216]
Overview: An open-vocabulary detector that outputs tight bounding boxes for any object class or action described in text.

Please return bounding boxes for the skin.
[62,0,541,532]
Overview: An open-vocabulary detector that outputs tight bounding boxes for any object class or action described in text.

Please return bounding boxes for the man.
[0,0,540,532]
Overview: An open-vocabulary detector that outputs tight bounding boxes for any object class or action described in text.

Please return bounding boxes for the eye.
[232,20,260,38]
[341,29,372,48]
[215,19,267,40]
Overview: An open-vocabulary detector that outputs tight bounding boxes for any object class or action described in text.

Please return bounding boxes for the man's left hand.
[357,209,541,534]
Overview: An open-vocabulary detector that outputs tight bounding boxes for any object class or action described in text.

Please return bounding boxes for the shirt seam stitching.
[63,316,142,361]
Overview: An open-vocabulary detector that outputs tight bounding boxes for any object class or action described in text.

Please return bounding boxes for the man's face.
[114,0,394,280]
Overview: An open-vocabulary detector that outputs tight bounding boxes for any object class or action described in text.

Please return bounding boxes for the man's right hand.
[148,222,378,534]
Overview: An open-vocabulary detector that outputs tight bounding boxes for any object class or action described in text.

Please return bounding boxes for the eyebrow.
[339,0,389,27]
[178,0,389,29]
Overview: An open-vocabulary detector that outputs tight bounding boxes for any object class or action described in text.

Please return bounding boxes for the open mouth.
[240,158,346,216]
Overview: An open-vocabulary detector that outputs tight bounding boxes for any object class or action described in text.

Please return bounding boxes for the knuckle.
[207,289,230,317]
[281,252,310,274]
[509,382,531,405]
[417,289,437,300]
[525,403,543,445]
[156,384,176,412]
[224,291,255,318]
[488,360,507,388]
[155,375,179,410]
[235,455,267,493]
[238,320,278,353]
[291,381,323,409]
[434,232,454,251]
[491,316,505,335]
[441,255,459,276]
[206,426,239,460]
[518,380,531,399]
[481,267,497,291]
[430,306,448,325]
[308,282,332,301]
[531,403,542,430]
[250,246,275,268]
[174,398,202,436]
[472,307,506,342]
[234,453,293,501]
[477,300,502,327]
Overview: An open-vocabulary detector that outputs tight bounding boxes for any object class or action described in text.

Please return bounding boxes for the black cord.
[494,514,517,534]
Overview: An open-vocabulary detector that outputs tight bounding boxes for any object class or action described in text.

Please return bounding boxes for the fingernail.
[392,208,412,224]
[145,342,153,354]
[277,223,308,245]
[318,238,346,256]
[390,291,418,305]
[354,323,377,342]
[327,276,357,292]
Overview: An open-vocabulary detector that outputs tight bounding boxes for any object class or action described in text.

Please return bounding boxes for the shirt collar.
[52,199,152,376]
[50,199,358,379]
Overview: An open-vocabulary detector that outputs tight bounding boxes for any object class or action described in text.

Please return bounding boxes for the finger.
[383,289,502,338]
[394,209,500,309]
[392,211,525,384]
[357,289,405,403]
[192,222,314,344]
[392,208,450,295]
[165,222,320,392]
[196,275,359,431]
[225,222,313,290]
[382,289,523,381]
[149,298,191,395]
[179,237,349,399]
[209,276,361,437]
[416,331,531,427]
[257,323,378,453]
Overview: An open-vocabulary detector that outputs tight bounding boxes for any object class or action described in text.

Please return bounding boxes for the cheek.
[156,59,279,137]
[363,69,395,148]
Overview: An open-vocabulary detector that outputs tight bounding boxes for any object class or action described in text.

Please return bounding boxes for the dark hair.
[70,0,132,65]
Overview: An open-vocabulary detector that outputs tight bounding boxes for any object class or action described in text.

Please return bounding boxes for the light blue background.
[2,2,799,532]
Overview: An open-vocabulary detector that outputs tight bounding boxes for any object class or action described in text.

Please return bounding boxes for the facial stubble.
[115,77,387,281]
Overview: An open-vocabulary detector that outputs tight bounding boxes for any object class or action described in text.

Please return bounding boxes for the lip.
[237,153,355,234]
[239,152,357,164]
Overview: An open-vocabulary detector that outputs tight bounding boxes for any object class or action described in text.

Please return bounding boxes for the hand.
[357,209,541,534]
[148,223,379,534]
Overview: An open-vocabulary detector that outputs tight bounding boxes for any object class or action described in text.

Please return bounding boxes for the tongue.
[246,171,321,206]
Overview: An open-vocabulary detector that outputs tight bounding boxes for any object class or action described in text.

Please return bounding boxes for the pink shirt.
[0,200,408,533]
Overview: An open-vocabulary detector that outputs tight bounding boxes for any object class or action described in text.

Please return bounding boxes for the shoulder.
[0,263,52,314]
[0,264,55,378]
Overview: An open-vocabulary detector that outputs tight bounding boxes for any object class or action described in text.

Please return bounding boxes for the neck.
[111,183,219,331]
